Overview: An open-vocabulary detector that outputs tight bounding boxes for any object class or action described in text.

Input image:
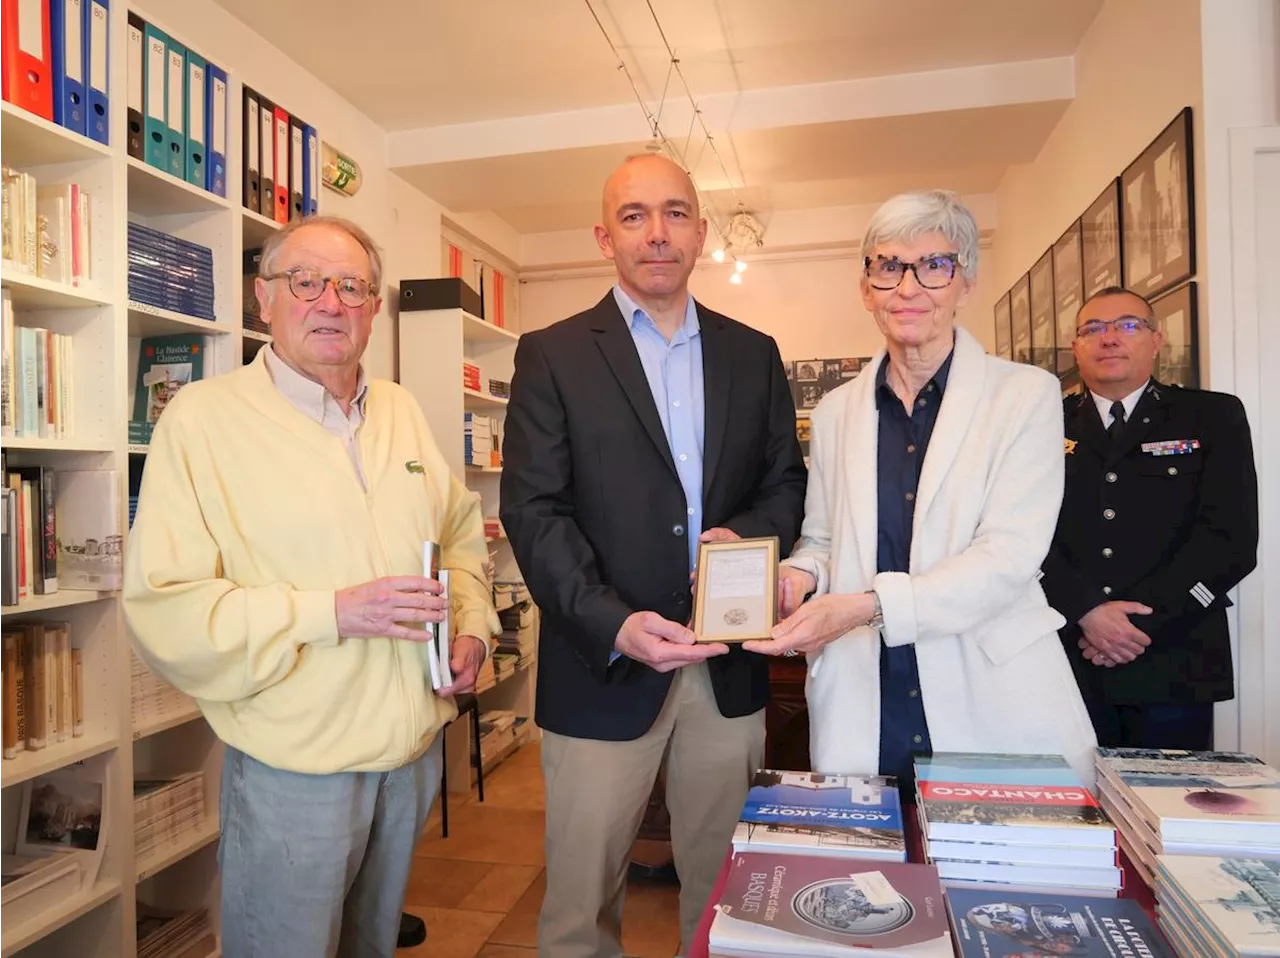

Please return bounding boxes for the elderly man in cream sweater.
[123,215,499,958]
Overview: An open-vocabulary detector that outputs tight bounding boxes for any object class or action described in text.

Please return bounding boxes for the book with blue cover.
[946,888,1175,958]
[731,770,907,862]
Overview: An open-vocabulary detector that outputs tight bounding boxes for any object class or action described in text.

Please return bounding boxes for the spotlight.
[735,260,748,274]
[711,248,725,263]
[729,272,743,285]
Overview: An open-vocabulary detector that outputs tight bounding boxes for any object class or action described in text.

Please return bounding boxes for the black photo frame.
[994,292,1012,360]
[1081,178,1122,298]
[1121,106,1195,299]
[1150,280,1199,387]
[1010,274,1032,366]
[1052,220,1084,375]
[1029,249,1055,373]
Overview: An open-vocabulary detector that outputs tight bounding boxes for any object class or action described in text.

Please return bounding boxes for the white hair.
[861,190,980,281]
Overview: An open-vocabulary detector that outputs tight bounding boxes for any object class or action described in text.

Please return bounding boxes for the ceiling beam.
[387,57,1075,168]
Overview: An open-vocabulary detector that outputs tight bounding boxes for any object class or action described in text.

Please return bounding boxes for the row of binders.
[126,12,227,196]
[1,0,110,143]
[242,85,320,224]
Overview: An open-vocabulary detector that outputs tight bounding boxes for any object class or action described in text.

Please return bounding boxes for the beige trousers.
[538,662,766,958]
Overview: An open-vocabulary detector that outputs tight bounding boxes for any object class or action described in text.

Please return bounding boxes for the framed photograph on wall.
[1052,220,1084,374]
[1081,178,1122,297]
[1029,249,1056,372]
[1150,280,1199,387]
[1010,273,1032,365]
[994,292,1012,359]
[1122,106,1195,299]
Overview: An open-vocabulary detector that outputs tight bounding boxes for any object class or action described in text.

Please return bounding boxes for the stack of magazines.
[136,903,217,958]
[1094,748,1280,886]
[730,770,906,862]
[913,753,1121,896]
[1155,856,1280,958]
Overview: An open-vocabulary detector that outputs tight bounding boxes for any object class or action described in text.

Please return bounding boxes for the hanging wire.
[583,0,733,252]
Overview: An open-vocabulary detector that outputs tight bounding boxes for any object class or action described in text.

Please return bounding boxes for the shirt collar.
[1090,379,1150,424]
[612,283,700,340]
[264,344,368,422]
[874,347,955,410]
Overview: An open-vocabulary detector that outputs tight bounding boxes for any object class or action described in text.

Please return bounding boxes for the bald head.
[594,152,707,309]
[601,154,698,223]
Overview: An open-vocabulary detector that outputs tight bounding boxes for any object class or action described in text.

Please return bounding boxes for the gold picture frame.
[691,536,779,643]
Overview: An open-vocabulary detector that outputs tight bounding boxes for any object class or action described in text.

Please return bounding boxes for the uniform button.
[1102,547,1114,558]
[908,689,920,698]
[912,734,923,744]
[1167,466,1178,476]
[1106,472,1118,483]
[1143,417,1150,424]
[1103,586,1113,595]
[1104,509,1116,520]
[905,492,915,502]
[673,524,685,536]
[906,444,917,454]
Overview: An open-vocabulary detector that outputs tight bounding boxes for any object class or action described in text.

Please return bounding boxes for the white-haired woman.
[744,190,1098,788]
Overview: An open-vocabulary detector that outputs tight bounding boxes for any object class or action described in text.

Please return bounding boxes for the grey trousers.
[218,736,442,958]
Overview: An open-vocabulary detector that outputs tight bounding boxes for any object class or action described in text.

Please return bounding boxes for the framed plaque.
[1122,106,1195,299]
[1150,280,1199,387]
[993,292,1012,360]
[1081,178,1122,297]
[1029,249,1056,373]
[1052,219,1084,375]
[692,536,779,643]
[1010,273,1032,365]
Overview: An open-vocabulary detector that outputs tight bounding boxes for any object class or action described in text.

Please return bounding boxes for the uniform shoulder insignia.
[1065,438,1078,455]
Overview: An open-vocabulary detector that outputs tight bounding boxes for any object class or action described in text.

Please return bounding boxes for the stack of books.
[1155,856,1280,958]
[731,770,907,862]
[497,598,536,669]
[947,887,1175,958]
[913,753,1121,897]
[128,223,216,320]
[464,412,496,468]
[136,903,218,958]
[131,651,197,730]
[134,772,206,863]
[709,853,954,957]
[1095,748,1280,886]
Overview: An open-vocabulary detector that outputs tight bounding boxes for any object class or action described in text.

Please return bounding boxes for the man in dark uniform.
[1042,286,1258,751]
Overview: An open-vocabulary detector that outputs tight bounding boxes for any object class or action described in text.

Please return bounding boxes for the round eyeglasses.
[262,267,375,308]
[1076,316,1153,338]
[864,253,960,291]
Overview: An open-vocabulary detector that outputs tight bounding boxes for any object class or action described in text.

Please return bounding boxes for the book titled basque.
[946,888,1176,958]
[733,770,906,861]
[712,852,953,957]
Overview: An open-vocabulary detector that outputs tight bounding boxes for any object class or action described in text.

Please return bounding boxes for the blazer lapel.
[590,295,678,479]
[699,305,729,501]
[915,328,986,519]
[1070,393,1110,461]
[842,355,884,585]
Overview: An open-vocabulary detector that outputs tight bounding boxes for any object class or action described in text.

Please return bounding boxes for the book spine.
[71,646,84,737]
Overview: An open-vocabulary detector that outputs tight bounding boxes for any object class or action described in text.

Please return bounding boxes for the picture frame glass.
[1150,281,1199,387]
[1122,108,1195,299]
[1081,179,1122,297]
[1052,220,1084,374]
[1029,250,1056,372]
[692,537,779,643]
[1010,274,1032,365]
[994,294,1012,359]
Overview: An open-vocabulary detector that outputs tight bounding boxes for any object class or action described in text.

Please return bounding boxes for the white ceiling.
[213,0,1104,236]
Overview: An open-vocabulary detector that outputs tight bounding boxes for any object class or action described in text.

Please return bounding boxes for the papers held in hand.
[423,541,453,691]
[691,536,779,643]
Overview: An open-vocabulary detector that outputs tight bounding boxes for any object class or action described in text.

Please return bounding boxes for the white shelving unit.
[1,5,284,954]
[397,305,537,793]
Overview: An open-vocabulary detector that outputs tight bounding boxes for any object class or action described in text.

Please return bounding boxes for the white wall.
[991,0,1205,313]
[520,199,1000,360]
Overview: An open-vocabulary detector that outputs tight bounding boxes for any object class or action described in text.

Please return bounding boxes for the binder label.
[167,49,183,134]
[66,0,84,83]
[89,1,107,90]
[147,38,165,120]
[212,78,226,153]
[189,63,205,145]
[18,0,42,57]
[127,23,142,111]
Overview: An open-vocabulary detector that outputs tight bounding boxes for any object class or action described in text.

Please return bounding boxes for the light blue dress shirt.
[607,285,705,665]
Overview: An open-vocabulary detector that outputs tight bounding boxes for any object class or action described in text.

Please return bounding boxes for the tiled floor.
[401,740,683,958]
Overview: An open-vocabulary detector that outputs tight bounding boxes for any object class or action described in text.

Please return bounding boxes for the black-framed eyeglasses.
[262,267,375,308]
[1076,316,1153,339]
[864,253,960,290]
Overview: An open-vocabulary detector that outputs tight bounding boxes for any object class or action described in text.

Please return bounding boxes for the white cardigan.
[786,326,1098,787]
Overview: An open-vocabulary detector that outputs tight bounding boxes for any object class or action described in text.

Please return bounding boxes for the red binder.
[272,105,290,225]
[2,0,54,121]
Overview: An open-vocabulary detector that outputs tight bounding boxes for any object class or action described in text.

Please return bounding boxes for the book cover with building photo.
[733,770,907,861]
[128,334,209,445]
[711,852,952,957]
[786,356,872,412]
[17,761,109,891]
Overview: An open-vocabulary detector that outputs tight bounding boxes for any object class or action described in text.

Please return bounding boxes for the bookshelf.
[397,305,538,794]
[0,4,281,954]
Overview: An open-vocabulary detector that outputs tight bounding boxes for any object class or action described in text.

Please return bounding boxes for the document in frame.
[692,536,779,643]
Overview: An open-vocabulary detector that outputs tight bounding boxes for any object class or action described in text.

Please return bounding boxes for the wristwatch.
[866,590,884,631]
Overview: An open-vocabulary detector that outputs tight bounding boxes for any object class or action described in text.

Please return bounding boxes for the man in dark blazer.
[500,153,806,958]
[1042,286,1258,751]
